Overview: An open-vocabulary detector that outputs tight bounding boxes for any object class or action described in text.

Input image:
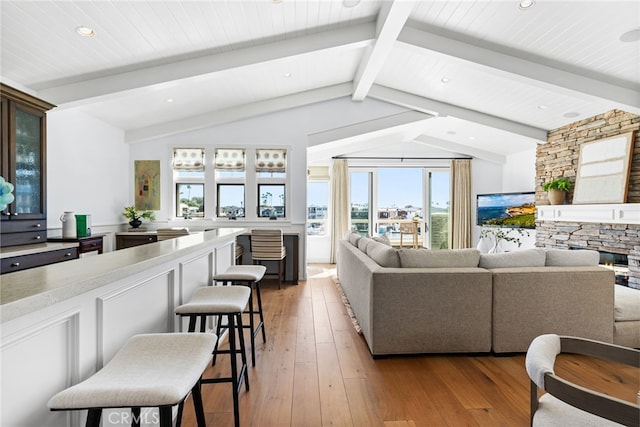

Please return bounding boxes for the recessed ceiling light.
[538,105,548,110]
[166,98,174,103]
[518,0,534,10]
[75,26,95,37]
[468,136,475,140]
[619,28,640,43]
[441,77,450,83]
[272,0,282,4]
[283,72,292,78]
[343,0,361,7]
[563,112,580,118]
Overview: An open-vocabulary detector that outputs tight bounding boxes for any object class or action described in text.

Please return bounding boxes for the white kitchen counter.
[0,227,246,427]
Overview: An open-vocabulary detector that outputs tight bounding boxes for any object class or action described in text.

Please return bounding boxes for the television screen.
[476,192,536,228]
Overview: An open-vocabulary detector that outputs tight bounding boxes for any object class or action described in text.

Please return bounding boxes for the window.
[258,184,285,218]
[350,171,371,236]
[176,183,204,218]
[349,167,450,248]
[307,181,328,236]
[256,149,287,219]
[217,184,245,218]
[173,148,204,218]
[215,149,245,218]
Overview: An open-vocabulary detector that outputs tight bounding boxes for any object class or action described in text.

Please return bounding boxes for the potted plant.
[542,177,573,205]
[123,206,155,229]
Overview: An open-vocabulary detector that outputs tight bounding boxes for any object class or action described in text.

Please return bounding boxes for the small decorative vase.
[548,189,566,205]
[129,218,142,229]
[488,240,502,254]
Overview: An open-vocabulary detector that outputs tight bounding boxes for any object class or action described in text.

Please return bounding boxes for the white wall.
[47,109,129,233]
[129,97,407,264]
[503,148,536,192]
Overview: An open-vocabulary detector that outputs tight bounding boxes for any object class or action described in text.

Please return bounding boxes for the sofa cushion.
[615,284,640,321]
[372,234,391,246]
[398,248,481,268]
[545,249,599,266]
[479,248,546,269]
[366,240,400,268]
[357,237,373,253]
[348,232,362,247]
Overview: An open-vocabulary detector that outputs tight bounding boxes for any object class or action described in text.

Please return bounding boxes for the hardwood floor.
[181,264,639,427]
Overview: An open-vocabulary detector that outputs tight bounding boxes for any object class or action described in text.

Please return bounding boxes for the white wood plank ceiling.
[1,0,638,162]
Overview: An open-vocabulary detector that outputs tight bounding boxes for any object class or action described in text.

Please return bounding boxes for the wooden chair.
[526,334,640,426]
[399,222,418,248]
[250,229,286,288]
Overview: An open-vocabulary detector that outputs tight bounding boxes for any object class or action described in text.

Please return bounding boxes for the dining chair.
[156,227,190,241]
[250,229,286,288]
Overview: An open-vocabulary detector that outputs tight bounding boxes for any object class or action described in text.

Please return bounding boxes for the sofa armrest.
[491,266,614,353]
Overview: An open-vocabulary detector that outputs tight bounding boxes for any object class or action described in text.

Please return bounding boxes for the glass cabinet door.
[10,105,45,218]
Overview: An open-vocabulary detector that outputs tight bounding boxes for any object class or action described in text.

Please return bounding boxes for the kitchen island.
[0,227,245,427]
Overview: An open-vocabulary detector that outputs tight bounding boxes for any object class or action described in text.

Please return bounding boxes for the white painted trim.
[537,203,640,224]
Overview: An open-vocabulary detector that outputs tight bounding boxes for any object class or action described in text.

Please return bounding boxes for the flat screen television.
[476,192,536,228]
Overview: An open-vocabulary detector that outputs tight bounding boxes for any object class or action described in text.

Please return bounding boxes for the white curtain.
[330,159,349,263]
[449,159,472,249]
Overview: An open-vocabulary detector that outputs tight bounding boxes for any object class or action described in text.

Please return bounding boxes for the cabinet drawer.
[116,234,157,250]
[1,247,79,274]
[1,230,48,247]
[78,237,103,253]
[1,219,46,233]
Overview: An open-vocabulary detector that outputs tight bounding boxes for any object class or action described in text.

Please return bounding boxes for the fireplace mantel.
[537,203,640,224]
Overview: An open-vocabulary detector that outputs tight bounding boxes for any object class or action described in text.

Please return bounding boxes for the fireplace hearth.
[537,219,640,290]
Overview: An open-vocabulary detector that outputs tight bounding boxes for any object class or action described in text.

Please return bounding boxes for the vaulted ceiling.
[1,0,638,164]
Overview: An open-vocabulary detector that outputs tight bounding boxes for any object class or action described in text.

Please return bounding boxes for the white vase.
[60,211,76,238]
[488,240,502,254]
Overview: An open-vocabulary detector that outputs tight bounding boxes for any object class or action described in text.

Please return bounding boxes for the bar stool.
[175,285,251,427]
[47,333,216,427]
[213,265,267,367]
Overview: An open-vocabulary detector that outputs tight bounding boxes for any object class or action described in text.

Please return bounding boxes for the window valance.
[256,149,286,173]
[215,148,245,171]
[172,148,204,171]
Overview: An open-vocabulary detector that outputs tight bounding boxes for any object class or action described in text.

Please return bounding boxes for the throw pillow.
[479,248,546,269]
[357,237,373,253]
[398,248,481,268]
[372,234,391,246]
[366,240,400,268]
[545,248,599,266]
[348,231,362,247]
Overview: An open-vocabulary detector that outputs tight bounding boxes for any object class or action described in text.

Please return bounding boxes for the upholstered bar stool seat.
[48,333,217,427]
[213,265,267,366]
[175,285,251,427]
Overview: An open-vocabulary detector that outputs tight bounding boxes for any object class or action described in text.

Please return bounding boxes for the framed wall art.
[134,160,160,210]
[572,132,635,204]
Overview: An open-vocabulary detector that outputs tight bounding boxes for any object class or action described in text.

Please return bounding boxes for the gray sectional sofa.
[337,234,615,356]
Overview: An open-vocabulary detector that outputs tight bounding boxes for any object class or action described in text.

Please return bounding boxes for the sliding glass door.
[349,167,450,249]
[428,171,450,249]
[375,168,424,247]
[350,171,371,236]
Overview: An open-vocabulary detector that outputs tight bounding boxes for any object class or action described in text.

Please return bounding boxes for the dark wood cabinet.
[116,233,158,250]
[1,246,79,274]
[48,234,105,255]
[1,83,55,247]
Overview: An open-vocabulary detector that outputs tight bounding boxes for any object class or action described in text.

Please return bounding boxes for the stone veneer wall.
[535,110,640,289]
[536,222,640,289]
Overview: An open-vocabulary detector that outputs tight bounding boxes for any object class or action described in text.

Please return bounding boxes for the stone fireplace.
[535,110,640,289]
[536,211,640,289]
